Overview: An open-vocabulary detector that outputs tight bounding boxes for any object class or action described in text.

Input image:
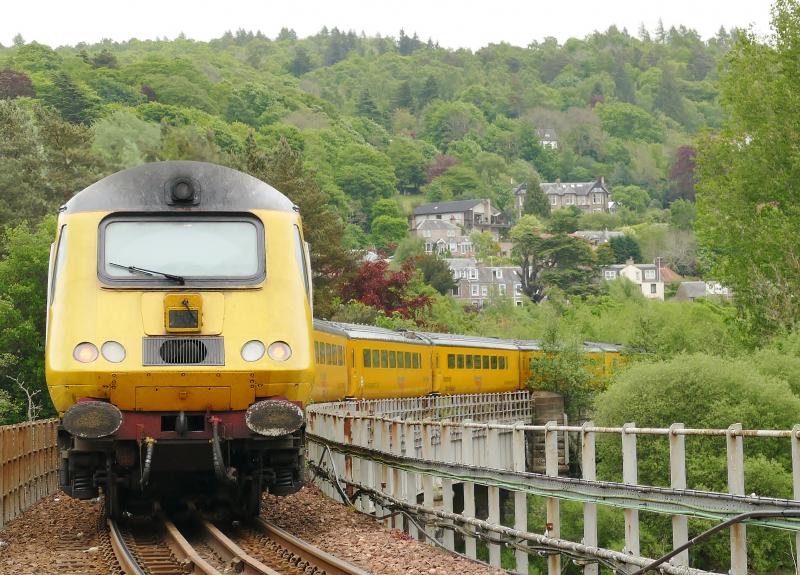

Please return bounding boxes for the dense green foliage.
[697,0,800,336]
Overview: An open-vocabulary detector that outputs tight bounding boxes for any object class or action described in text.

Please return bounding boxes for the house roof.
[412,199,485,216]
[572,230,625,242]
[659,266,683,283]
[413,219,461,232]
[541,181,607,196]
[675,281,710,299]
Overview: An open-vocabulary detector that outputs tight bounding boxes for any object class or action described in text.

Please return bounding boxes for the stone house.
[536,128,559,149]
[445,258,525,308]
[411,199,508,241]
[514,178,611,217]
[601,261,664,300]
[412,219,474,257]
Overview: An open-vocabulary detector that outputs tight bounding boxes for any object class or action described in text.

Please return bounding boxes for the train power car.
[46,161,314,518]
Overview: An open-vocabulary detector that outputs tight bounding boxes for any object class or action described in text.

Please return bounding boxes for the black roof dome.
[63,161,295,214]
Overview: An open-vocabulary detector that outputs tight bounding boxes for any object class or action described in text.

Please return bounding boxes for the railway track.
[107,512,370,575]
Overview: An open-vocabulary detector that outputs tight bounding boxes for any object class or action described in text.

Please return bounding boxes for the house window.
[423,229,432,238]
[564,195,575,205]
[468,268,478,280]
[550,196,557,206]
[498,284,507,295]
[492,269,503,279]
[650,283,657,294]
[471,284,480,296]
[425,242,433,253]
[515,300,523,307]
[644,269,656,280]
[604,270,617,280]
[452,285,460,296]
[515,283,523,295]
[481,285,488,296]
[436,214,442,219]
[460,243,471,253]
[449,242,457,252]
[593,193,602,204]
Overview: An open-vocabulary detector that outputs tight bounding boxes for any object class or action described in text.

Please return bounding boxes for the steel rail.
[307,433,800,530]
[199,519,282,575]
[255,517,372,575]
[106,519,148,575]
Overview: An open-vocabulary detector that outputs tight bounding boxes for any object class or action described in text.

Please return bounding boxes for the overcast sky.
[2,0,773,50]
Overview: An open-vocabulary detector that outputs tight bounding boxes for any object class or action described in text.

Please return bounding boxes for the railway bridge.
[3,392,800,575]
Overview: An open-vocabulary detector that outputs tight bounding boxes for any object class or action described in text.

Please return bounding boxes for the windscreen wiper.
[109,262,186,285]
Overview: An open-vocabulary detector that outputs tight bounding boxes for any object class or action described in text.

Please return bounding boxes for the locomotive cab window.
[99,215,265,286]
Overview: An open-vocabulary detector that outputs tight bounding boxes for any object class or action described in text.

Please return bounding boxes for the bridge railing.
[306,393,800,575]
[0,419,59,530]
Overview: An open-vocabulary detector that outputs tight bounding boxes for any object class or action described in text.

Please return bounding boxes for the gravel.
[0,489,507,575]
[0,494,106,575]
[261,486,507,575]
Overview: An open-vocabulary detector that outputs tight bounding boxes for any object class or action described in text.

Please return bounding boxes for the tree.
[92,110,161,170]
[341,259,432,320]
[547,206,581,234]
[612,185,650,213]
[334,143,397,210]
[370,215,408,251]
[668,146,696,202]
[696,0,800,335]
[0,218,56,420]
[470,230,500,262]
[414,254,456,295]
[242,135,357,317]
[387,138,426,193]
[0,69,34,99]
[596,101,664,143]
[669,199,696,230]
[522,177,550,218]
[511,215,597,301]
[41,72,99,124]
[608,235,642,263]
[289,47,313,76]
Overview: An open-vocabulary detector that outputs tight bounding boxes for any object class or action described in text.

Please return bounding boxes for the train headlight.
[267,341,292,362]
[63,401,122,438]
[73,342,98,363]
[241,340,266,362]
[101,341,126,363]
[245,399,304,436]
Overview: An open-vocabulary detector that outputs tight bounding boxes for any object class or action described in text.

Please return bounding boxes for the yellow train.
[47,161,314,517]
[46,161,623,519]
[310,320,623,402]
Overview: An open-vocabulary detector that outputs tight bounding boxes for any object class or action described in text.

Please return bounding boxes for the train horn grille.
[143,336,224,366]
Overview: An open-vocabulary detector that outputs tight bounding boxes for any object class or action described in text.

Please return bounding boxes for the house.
[412,219,474,256]
[601,261,664,300]
[446,258,525,308]
[411,199,508,241]
[674,281,732,302]
[572,229,624,247]
[514,178,611,216]
[536,128,559,149]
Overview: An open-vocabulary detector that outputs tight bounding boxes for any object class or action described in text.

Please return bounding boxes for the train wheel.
[104,470,122,520]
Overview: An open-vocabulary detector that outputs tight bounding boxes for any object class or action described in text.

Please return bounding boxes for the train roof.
[313,319,429,345]
[413,331,519,350]
[62,161,296,214]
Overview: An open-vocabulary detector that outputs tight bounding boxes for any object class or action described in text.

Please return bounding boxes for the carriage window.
[483,355,489,369]
[457,354,464,369]
[448,354,455,369]
[338,346,344,366]
[314,342,320,364]
[102,217,263,283]
[381,351,388,368]
[398,352,405,368]
[373,350,380,368]
[474,354,481,369]
[491,356,498,369]
[466,355,473,369]
[363,349,371,368]
[413,353,420,369]
[389,351,396,368]
[499,356,507,369]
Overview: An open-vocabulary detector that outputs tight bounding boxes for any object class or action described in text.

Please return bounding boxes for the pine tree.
[522,178,550,218]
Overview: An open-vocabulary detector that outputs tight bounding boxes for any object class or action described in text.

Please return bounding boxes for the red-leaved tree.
[668,145,696,202]
[341,259,432,321]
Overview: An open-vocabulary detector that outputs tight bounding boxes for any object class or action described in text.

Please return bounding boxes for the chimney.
[555,177,561,184]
